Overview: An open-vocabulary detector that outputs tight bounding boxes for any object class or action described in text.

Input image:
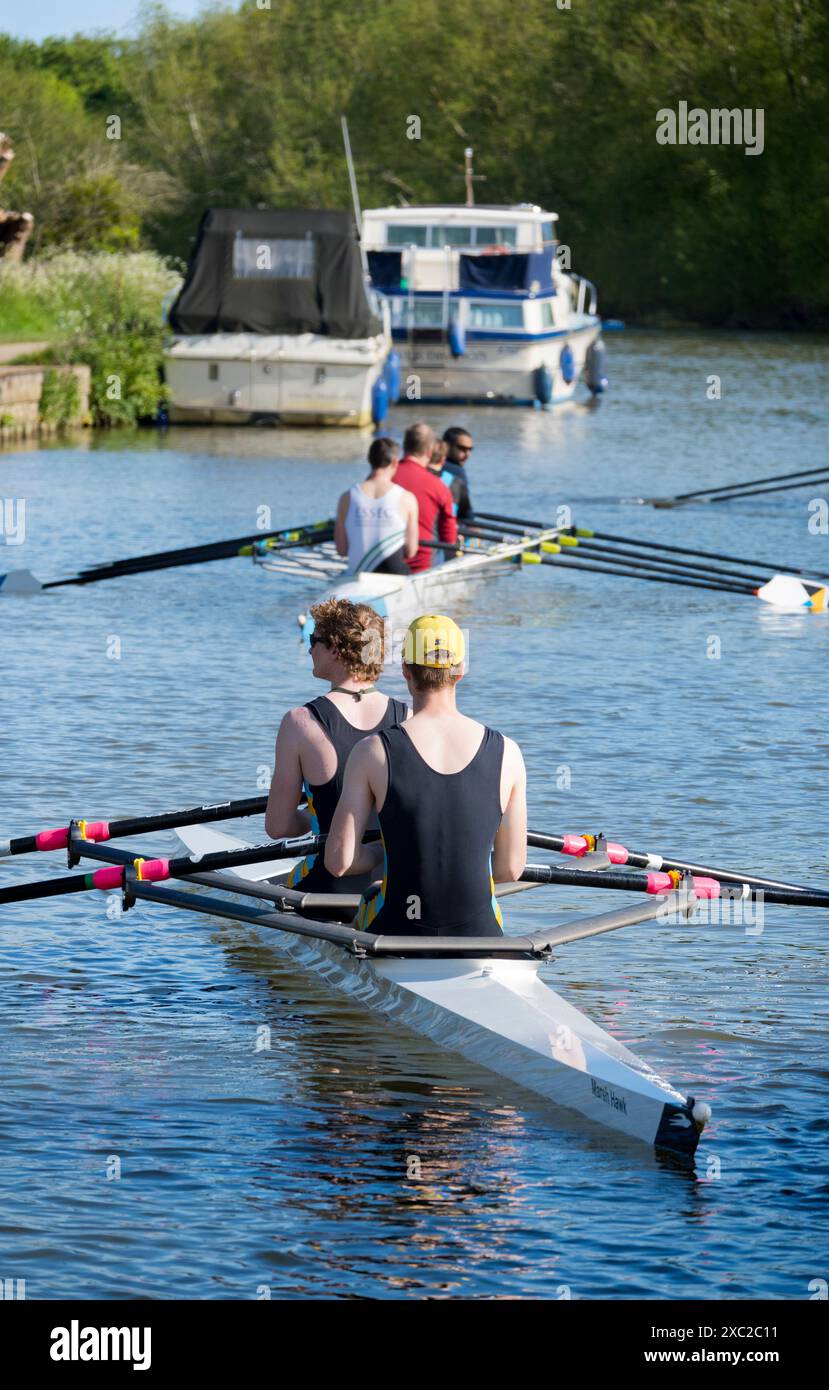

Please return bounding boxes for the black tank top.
[357,723,505,937]
[286,694,408,895]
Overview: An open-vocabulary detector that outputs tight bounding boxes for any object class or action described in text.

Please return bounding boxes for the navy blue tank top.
[357,723,505,937]
[287,694,408,895]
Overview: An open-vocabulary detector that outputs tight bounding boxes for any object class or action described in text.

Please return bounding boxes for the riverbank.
[0,251,180,431]
[0,360,90,443]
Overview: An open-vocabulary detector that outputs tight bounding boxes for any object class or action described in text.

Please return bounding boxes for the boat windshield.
[386,224,518,249]
[390,300,446,328]
[468,302,526,329]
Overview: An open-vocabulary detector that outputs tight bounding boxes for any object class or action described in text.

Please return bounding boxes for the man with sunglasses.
[265,598,408,896]
[441,427,476,523]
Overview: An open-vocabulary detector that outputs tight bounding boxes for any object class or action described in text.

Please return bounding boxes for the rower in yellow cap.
[325,613,527,937]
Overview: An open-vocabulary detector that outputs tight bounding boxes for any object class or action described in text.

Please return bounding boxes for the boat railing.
[570,274,598,316]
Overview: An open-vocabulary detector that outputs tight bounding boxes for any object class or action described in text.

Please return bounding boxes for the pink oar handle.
[33,820,112,852]
[646,872,721,898]
[34,827,70,852]
[561,834,590,856]
[561,835,632,864]
[82,821,111,842]
[90,859,170,891]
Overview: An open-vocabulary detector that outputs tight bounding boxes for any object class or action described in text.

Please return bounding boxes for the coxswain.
[334,436,419,575]
[265,598,408,895]
[324,613,527,936]
[440,426,476,522]
[394,423,458,571]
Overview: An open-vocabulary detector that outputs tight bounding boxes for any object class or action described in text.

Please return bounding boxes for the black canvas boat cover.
[169,208,382,338]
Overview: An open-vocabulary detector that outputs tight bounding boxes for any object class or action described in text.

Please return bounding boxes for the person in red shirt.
[394,422,459,571]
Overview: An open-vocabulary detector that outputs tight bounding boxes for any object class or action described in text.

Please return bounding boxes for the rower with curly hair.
[265,597,409,895]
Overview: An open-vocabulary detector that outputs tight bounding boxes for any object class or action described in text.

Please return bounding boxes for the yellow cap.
[404,613,465,668]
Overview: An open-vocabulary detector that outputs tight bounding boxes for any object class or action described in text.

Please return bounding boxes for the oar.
[572,528,829,585]
[520,863,829,908]
[547,534,761,589]
[0,828,382,907]
[707,474,829,503]
[647,464,829,507]
[527,829,828,898]
[1,794,270,859]
[0,519,334,593]
[521,549,756,596]
[476,509,555,531]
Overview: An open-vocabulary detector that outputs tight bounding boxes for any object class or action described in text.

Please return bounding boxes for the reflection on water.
[1,329,828,1298]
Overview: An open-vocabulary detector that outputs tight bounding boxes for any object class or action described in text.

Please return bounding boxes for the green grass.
[0,289,61,343]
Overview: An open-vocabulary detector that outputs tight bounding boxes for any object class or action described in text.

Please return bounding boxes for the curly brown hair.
[309,598,385,681]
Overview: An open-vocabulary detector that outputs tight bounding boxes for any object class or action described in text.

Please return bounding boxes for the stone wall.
[0,364,91,444]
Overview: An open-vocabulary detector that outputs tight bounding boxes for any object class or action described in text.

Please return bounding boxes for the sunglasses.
[454,443,473,454]
[309,632,323,649]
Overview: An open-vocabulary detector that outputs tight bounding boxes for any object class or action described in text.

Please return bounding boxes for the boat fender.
[448,319,466,358]
[534,364,554,405]
[585,338,609,394]
[383,350,401,402]
[371,376,389,426]
[692,1101,712,1132]
[559,343,575,385]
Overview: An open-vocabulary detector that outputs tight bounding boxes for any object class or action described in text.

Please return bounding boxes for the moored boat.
[164,208,394,427]
[362,179,606,407]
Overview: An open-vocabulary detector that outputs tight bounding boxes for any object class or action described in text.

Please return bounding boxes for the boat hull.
[175,826,703,1156]
[311,554,517,628]
[393,320,602,405]
[164,331,390,427]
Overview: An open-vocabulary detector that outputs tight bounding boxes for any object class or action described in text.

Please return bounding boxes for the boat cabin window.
[232,235,314,279]
[474,226,517,246]
[431,225,476,247]
[541,302,555,328]
[541,221,557,245]
[387,225,429,247]
[390,299,446,328]
[385,224,518,248]
[468,301,526,330]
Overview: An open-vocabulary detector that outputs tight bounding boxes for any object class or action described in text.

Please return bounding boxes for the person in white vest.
[334,437,419,575]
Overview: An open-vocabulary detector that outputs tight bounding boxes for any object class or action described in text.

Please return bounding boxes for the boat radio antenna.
[340,116,368,272]
[459,146,486,207]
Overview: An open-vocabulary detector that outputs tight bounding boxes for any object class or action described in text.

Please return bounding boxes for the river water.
[1,329,828,1300]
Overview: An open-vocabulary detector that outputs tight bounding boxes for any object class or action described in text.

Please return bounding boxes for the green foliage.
[1,0,827,325]
[0,55,172,256]
[38,368,81,428]
[48,171,141,252]
[0,252,180,425]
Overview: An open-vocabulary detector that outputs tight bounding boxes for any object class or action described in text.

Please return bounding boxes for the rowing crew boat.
[162,824,710,1157]
[251,523,564,628]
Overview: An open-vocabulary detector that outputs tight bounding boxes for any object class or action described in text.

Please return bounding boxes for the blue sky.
[2,2,224,43]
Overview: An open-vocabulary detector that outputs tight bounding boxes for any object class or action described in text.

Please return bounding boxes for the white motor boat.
[362,185,606,407]
[164,208,394,427]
